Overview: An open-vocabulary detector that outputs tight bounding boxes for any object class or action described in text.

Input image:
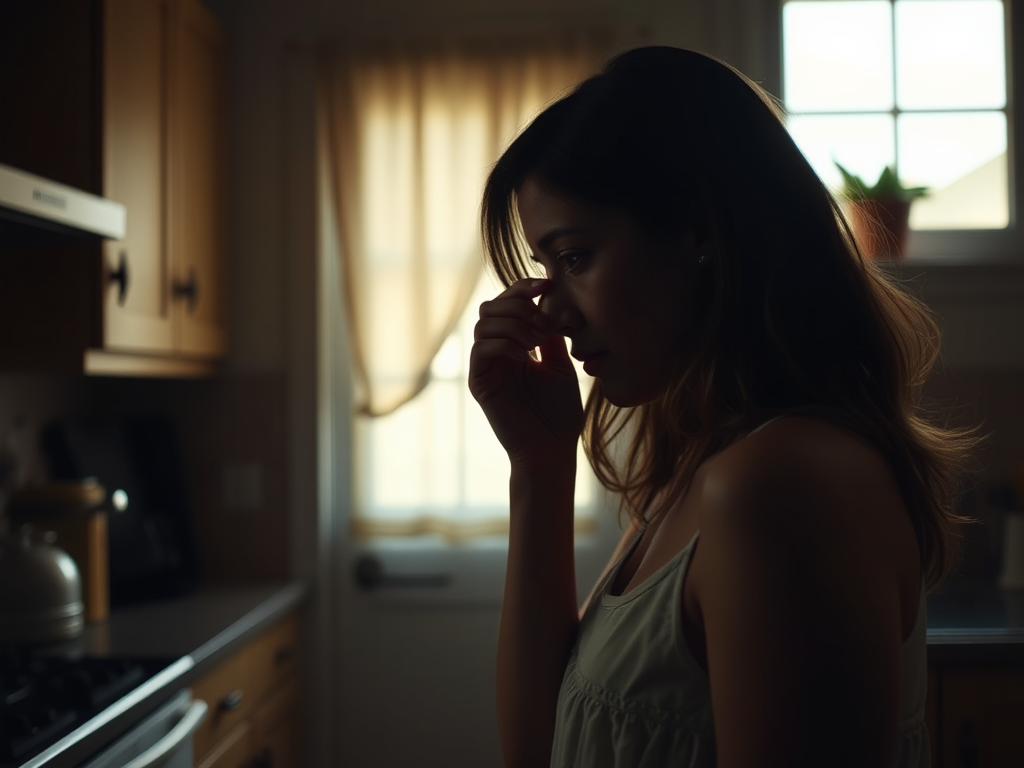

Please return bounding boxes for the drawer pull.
[109,251,130,306]
[275,646,295,665]
[219,689,244,712]
[172,268,199,312]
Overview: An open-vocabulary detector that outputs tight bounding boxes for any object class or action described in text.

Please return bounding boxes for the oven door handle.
[121,699,209,768]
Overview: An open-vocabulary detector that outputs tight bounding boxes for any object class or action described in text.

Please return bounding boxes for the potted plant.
[835,162,928,260]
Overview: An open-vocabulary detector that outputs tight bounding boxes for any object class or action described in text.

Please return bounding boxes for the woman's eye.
[559,251,588,273]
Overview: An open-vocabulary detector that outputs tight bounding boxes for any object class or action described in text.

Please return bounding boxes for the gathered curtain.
[317,34,610,417]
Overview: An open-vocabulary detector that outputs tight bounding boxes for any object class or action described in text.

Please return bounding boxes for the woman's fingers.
[537,333,575,375]
[474,316,548,349]
[471,338,533,367]
[478,279,558,332]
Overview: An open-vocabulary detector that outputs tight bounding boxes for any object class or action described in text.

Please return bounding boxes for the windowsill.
[878,252,1024,301]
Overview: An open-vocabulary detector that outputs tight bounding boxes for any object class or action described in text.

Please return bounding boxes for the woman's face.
[516,175,706,407]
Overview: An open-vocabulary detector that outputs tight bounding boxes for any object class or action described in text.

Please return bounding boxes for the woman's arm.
[468,277,585,766]
[497,459,580,767]
[696,419,913,767]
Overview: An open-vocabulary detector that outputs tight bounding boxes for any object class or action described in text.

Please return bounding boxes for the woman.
[469,47,977,768]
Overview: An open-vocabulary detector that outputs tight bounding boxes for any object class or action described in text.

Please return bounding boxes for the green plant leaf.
[833,160,929,201]
[834,160,868,201]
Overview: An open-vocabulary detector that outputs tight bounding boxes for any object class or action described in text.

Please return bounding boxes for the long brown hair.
[481,46,981,591]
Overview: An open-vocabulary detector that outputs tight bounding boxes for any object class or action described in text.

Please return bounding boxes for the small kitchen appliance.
[42,415,198,605]
[0,527,84,646]
[7,480,110,624]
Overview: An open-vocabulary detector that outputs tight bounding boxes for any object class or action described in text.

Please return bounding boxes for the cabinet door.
[197,720,255,768]
[169,0,226,357]
[941,668,1024,768]
[103,0,175,353]
[252,676,303,768]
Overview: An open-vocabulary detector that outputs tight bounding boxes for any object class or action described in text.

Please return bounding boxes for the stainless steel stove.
[0,648,193,768]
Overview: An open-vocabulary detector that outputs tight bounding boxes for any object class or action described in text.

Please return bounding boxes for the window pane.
[783,1,894,111]
[787,113,895,190]
[898,112,1008,229]
[895,0,1006,110]
[370,382,460,509]
[359,274,598,528]
[463,390,513,507]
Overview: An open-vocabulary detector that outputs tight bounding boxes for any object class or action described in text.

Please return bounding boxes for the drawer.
[191,613,300,760]
[197,721,253,768]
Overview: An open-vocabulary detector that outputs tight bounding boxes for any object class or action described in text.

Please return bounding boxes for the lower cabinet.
[192,613,302,768]
[929,665,1024,768]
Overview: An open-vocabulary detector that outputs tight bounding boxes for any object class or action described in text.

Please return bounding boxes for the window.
[353,277,597,540]
[318,36,611,543]
[782,0,1013,247]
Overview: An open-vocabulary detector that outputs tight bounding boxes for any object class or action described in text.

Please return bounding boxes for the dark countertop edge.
[20,658,196,768]
[185,580,308,676]
[19,581,308,768]
[928,630,1024,645]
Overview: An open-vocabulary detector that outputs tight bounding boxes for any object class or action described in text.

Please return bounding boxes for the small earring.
[697,253,709,267]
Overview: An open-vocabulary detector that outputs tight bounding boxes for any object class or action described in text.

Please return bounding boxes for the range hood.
[0,162,125,240]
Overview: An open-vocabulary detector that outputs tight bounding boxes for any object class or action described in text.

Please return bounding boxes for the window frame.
[776,0,1024,265]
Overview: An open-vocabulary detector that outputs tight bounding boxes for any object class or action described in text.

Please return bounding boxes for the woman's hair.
[481,46,981,591]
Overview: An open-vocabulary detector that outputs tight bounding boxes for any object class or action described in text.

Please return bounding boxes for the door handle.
[354,553,452,590]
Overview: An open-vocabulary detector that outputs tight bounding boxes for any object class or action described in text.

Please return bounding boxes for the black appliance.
[42,416,199,605]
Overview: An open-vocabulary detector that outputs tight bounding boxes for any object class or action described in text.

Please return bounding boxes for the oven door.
[78,690,208,768]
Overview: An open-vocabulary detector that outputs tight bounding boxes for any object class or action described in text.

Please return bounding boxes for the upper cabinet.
[0,0,226,377]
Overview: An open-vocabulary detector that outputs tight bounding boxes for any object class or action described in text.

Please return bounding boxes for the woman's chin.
[597,381,664,409]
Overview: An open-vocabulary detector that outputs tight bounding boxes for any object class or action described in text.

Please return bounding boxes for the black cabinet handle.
[172,268,199,312]
[354,553,452,590]
[109,251,130,306]
[219,689,243,712]
[274,646,295,665]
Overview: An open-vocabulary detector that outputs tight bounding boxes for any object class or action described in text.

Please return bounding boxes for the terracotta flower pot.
[846,197,912,260]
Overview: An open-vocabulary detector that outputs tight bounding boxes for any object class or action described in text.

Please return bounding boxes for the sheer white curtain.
[318,34,610,537]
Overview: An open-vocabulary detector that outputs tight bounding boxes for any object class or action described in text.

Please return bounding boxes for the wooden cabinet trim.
[191,613,301,761]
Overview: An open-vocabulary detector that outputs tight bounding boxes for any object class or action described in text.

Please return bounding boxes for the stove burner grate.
[0,648,160,765]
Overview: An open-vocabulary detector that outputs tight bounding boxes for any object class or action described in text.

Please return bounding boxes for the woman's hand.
[469,278,584,469]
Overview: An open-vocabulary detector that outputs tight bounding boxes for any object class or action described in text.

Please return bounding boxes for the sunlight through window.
[783,0,1009,230]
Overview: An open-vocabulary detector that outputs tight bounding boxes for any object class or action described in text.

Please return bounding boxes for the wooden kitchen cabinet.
[168,0,227,358]
[0,0,226,377]
[251,675,303,768]
[191,612,303,768]
[102,0,174,356]
[197,721,255,768]
[935,667,1024,768]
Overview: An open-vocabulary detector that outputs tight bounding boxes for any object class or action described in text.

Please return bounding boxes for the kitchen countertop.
[22,581,307,768]
[15,576,1022,766]
[927,578,1024,665]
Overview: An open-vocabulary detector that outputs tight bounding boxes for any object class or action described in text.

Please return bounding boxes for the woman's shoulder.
[699,411,906,534]
[713,410,890,479]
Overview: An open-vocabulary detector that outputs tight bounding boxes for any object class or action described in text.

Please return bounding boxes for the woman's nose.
[538,288,583,336]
